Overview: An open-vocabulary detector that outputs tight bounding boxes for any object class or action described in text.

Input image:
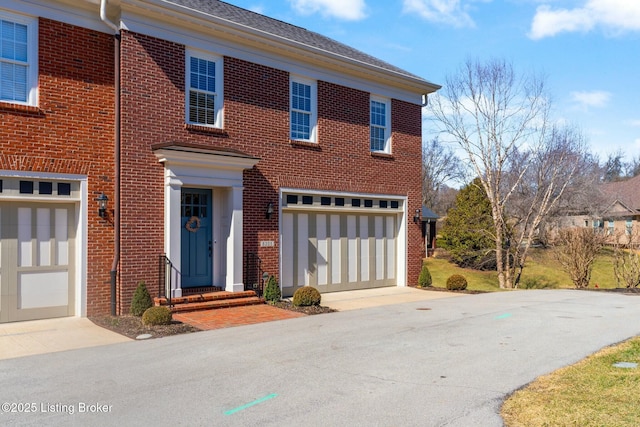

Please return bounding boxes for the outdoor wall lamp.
[266,202,274,219]
[97,192,109,219]
[413,208,421,224]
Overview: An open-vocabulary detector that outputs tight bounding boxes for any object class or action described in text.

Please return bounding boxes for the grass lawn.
[501,337,640,427]
[424,247,620,291]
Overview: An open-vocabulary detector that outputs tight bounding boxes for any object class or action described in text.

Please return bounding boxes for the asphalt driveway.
[0,290,638,426]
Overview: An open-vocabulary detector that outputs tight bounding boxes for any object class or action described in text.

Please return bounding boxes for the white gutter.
[100,0,119,33]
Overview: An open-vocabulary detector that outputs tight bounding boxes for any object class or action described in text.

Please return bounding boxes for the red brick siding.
[118,32,424,305]
[0,18,115,316]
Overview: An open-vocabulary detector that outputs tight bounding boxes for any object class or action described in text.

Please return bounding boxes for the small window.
[321,197,331,206]
[391,201,399,209]
[290,76,317,142]
[302,195,313,205]
[0,12,38,106]
[0,179,3,193]
[58,182,71,196]
[370,96,391,153]
[352,198,361,207]
[364,199,373,208]
[626,219,633,236]
[286,194,298,205]
[379,200,388,208]
[335,197,345,206]
[39,181,52,195]
[19,180,33,194]
[186,50,223,127]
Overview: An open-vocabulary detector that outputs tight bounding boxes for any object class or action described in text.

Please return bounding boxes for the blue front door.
[181,188,212,288]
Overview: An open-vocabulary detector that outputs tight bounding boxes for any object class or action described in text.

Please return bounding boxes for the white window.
[0,11,37,106]
[290,76,317,142]
[626,219,633,235]
[186,50,223,127]
[370,96,390,153]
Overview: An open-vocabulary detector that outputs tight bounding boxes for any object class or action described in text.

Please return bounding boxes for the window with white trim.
[370,96,390,153]
[290,76,317,142]
[0,11,37,106]
[186,50,223,127]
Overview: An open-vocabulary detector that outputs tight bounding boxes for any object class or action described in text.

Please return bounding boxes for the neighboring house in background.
[546,174,640,244]
[0,0,439,322]
[597,174,640,241]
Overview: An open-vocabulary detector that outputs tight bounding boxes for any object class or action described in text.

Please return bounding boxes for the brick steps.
[154,290,264,313]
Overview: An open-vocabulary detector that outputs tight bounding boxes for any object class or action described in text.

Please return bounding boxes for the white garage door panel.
[19,271,69,309]
[282,211,397,297]
[1,203,76,323]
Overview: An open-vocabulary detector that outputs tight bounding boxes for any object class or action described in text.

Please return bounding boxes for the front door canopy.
[153,142,260,172]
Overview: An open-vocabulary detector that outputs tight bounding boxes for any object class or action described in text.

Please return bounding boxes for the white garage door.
[0,202,76,323]
[280,192,402,297]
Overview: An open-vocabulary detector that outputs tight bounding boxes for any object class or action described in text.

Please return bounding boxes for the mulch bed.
[90,301,335,339]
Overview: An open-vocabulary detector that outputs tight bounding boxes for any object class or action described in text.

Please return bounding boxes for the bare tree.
[555,228,606,289]
[422,137,463,212]
[428,58,586,288]
[612,231,640,289]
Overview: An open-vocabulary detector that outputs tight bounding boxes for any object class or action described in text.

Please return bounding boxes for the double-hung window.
[626,219,633,236]
[370,96,390,153]
[290,76,317,142]
[0,12,37,106]
[186,50,223,128]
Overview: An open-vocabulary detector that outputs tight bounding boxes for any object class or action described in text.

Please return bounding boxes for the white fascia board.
[0,0,115,33]
[120,1,437,103]
[154,148,260,171]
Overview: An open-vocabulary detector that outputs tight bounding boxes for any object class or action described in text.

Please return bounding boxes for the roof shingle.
[162,0,436,85]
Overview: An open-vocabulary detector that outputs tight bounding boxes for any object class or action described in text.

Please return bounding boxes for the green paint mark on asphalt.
[225,394,278,415]
[495,313,512,319]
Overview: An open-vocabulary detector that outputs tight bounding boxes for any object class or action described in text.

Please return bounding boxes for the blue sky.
[223,0,639,161]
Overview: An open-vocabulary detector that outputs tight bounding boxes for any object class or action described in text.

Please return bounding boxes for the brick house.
[0,0,439,322]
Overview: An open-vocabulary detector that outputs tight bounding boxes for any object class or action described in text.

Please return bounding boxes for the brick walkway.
[173,304,306,330]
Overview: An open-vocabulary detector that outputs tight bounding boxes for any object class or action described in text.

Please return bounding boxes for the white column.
[165,170,183,297]
[226,185,244,292]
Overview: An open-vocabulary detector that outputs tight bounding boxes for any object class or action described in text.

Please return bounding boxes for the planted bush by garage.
[292,286,321,307]
[446,274,468,291]
[141,306,173,326]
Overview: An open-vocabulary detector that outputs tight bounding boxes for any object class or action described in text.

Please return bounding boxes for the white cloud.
[288,0,367,20]
[529,0,640,39]
[402,0,475,28]
[570,90,611,110]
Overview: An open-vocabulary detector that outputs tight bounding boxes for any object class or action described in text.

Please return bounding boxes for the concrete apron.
[0,317,131,361]
[319,286,463,311]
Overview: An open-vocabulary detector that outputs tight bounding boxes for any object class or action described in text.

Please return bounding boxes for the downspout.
[100,0,121,316]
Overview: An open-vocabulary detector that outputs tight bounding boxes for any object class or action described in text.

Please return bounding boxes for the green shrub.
[131,281,153,316]
[263,275,281,303]
[141,306,172,326]
[521,276,558,289]
[446,274,468,291]
[418,262,433,287]
[292,286,321,307]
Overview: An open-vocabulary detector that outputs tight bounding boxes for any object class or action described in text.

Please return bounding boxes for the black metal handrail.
[158,254,173,307]
[244,252,264,296]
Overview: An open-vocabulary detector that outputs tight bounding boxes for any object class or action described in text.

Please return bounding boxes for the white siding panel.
[316,214,327,286]
[55,208,68,266]
[347,215,357,282]
[297,213,309,286]
[386,216,395,280]
[330,215,340,285]
[18,207,32,267]
[37,208,51,267]
[375,216,384,280]
[360,216,369,282]
[282,213,294,288]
